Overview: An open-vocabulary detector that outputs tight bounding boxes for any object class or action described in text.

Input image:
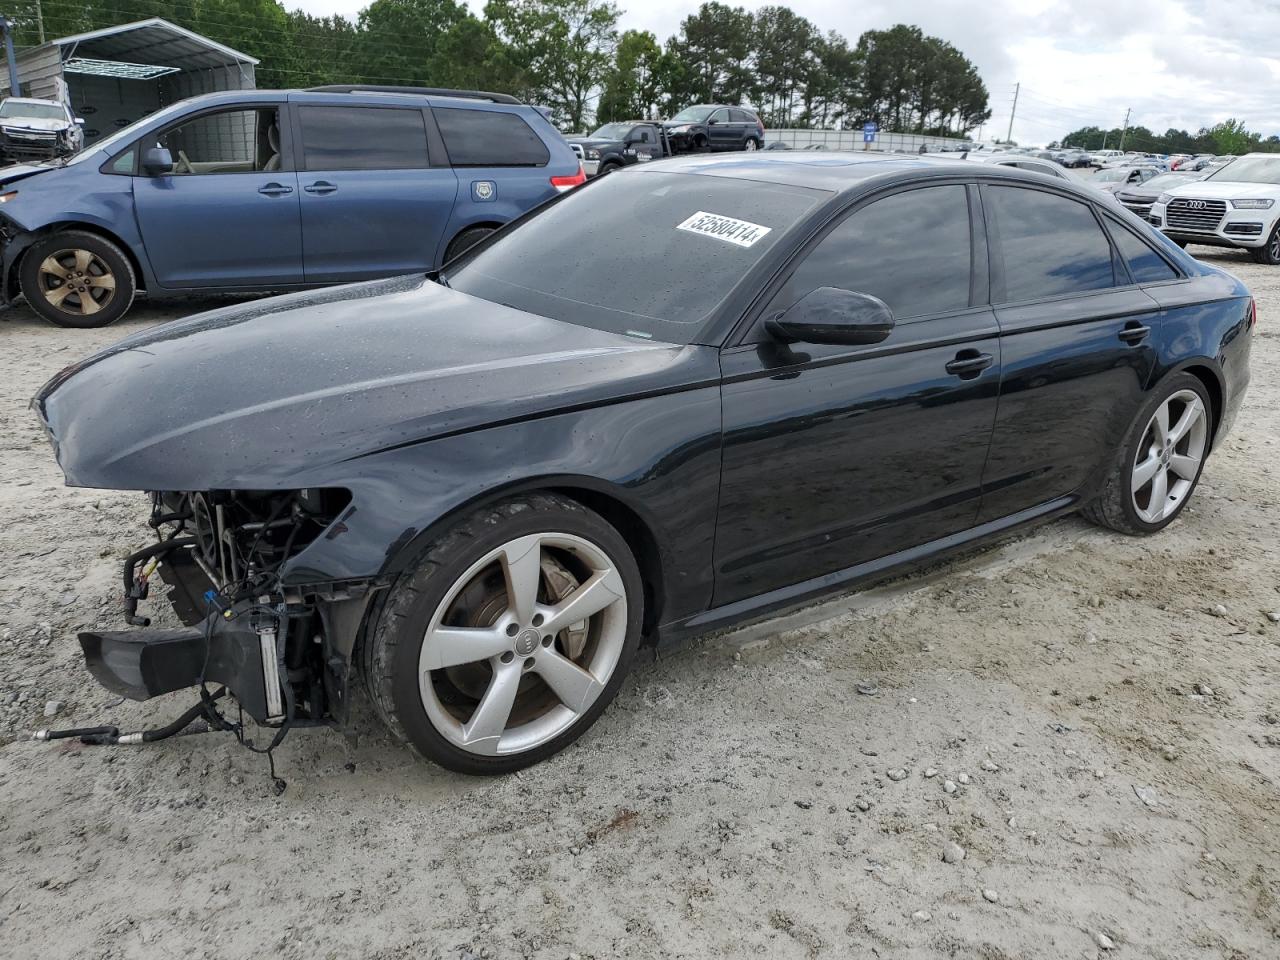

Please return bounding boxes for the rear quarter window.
[434,108,550,167]
[987,186,1117,301]
[1108,222,1179,283]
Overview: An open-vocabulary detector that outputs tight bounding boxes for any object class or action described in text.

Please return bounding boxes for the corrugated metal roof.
[50,18,260,71]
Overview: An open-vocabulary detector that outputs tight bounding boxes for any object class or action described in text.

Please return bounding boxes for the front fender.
[279,384,725,629]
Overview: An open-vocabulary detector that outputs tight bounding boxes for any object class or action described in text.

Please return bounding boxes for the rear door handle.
[257,182,293,196]
[303,181,337,195]
[945,350,995,379]
[1118,322,1151,344]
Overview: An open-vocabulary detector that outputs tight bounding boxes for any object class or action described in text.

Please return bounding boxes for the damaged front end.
[89,487,380,731]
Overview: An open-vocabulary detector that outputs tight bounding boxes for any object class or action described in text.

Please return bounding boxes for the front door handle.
[303,181,338,195]
[945,350,995,379]
[1118,322,1151,344]
[257,182,293,196]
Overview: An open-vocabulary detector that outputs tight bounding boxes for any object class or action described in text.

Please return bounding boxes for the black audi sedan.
[34,153,1254,775]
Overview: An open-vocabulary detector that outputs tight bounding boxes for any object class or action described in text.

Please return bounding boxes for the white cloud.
[282,0,1280,141]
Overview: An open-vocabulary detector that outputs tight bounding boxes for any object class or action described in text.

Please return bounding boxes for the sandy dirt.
[1,250,1278,960]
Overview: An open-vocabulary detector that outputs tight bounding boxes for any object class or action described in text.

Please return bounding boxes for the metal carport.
[0,18,258,146]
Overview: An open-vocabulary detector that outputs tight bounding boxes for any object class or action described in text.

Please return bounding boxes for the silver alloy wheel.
[418,532,628,757]
[744,138,758,151]
[1130,388,1209,524]
[1270,228,1280,261]
[38,248,117,318]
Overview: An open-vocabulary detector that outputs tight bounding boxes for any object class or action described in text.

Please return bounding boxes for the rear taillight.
[550,164,586,193]
[1249,296,1257,329]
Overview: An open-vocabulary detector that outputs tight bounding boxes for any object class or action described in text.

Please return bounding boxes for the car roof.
[2,97,61,105]
[635,151,1103,199]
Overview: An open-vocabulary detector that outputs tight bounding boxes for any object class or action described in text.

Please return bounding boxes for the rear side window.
[1108,223,1179,283]
[767,185,973,321]
[987,186,1115,301]
[434,108,550,167]
[730,109,755,123]
[298,106,428,170]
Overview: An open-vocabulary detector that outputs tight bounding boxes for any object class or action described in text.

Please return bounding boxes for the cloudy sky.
[288,0,1280,144]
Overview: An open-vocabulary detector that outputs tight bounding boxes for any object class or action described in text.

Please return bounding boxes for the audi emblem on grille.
[1186,200,1207,209]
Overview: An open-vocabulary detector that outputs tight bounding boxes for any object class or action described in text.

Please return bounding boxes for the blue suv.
[0,86,584,327]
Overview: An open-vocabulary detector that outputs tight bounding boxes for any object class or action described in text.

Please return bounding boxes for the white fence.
[765,127,972,154]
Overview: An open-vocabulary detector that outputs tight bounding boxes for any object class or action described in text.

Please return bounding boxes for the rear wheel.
[1248,223,1280,264]
[596,161,621,177]
[1082,373,1212,535]
[744,137,760,152]
[443,225,495,264]
[20,230,135,328]
[363,494,644,774]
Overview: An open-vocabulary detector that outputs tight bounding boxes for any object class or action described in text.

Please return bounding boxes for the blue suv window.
[434,107,550,167]
[298,106,429,171]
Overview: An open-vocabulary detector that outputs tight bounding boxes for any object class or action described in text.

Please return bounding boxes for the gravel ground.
[1,249,1278,960]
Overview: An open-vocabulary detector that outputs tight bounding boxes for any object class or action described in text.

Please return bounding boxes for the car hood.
[1165,179,1280,199]
[565,137,622,150]
[0,117,67,132]
[0,161,57,185]
[34,275,707,492]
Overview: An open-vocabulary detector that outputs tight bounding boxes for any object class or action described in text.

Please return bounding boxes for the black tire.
[443,225,496,264]
[693,134,709,153]
[744,137,760,152]
[1248,223,1280,264]
[595,161,621,177]
[20,230,135,328]
[1082,372,1213,535]
[362,493,644,775]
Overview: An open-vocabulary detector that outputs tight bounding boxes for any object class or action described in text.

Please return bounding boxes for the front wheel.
[20,230,135,328]
[744,137,760,152]
[363,494,644,774]
[1082,373,1212,535]
[1248,223,1280,264]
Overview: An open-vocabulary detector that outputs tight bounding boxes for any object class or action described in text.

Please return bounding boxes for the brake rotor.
[442,552,590,702]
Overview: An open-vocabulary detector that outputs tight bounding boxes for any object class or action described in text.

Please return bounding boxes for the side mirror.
[74,117,85,125]
[765,287,895,346]
[141,146,173,176]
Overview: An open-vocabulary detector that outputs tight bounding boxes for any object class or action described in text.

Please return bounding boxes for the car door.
[630,125,661,161]
[706,108,736,150]
[291,101,459,283]
[714,183,1001,606]
[977,183,1163,523]
[132,104,303,288]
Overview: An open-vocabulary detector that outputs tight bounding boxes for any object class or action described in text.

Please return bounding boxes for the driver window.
[753,185,972,339]
[638,129,652,143]
[710,109,729,123]
[154,107,281,176]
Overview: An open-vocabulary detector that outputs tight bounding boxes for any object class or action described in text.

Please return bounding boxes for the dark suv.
[662,105,764,153]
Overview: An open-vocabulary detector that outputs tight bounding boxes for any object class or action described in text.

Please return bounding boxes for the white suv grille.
[1165,198,1226,232]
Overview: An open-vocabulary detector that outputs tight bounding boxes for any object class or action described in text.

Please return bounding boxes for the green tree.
[355,0,472,86]
[485,0,620,130]
[666,2,755,107]
[750,5,818,127]
[597,30,676,122]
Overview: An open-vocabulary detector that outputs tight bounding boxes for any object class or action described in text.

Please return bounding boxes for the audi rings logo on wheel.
[1185,199,1208,209]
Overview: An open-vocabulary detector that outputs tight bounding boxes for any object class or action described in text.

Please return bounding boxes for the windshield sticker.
[676,211,772,248]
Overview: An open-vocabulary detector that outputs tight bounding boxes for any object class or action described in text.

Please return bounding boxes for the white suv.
[1149,153,1280,264]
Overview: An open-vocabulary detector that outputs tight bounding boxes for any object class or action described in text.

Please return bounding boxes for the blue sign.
[862,121,878,143]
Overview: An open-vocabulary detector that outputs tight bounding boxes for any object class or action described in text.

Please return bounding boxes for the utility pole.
[36,0,44,44]
[1118,108,1131,151]
[1006,82,1019,143]
[0,17,17,97]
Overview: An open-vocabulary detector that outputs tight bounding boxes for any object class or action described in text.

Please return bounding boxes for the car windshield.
[1143,173,1196,191]
[446,171,827,344]
[0,101,63,120]
[590,123,632,140]
[1207,156,1280,184]
[671,106,715,123]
